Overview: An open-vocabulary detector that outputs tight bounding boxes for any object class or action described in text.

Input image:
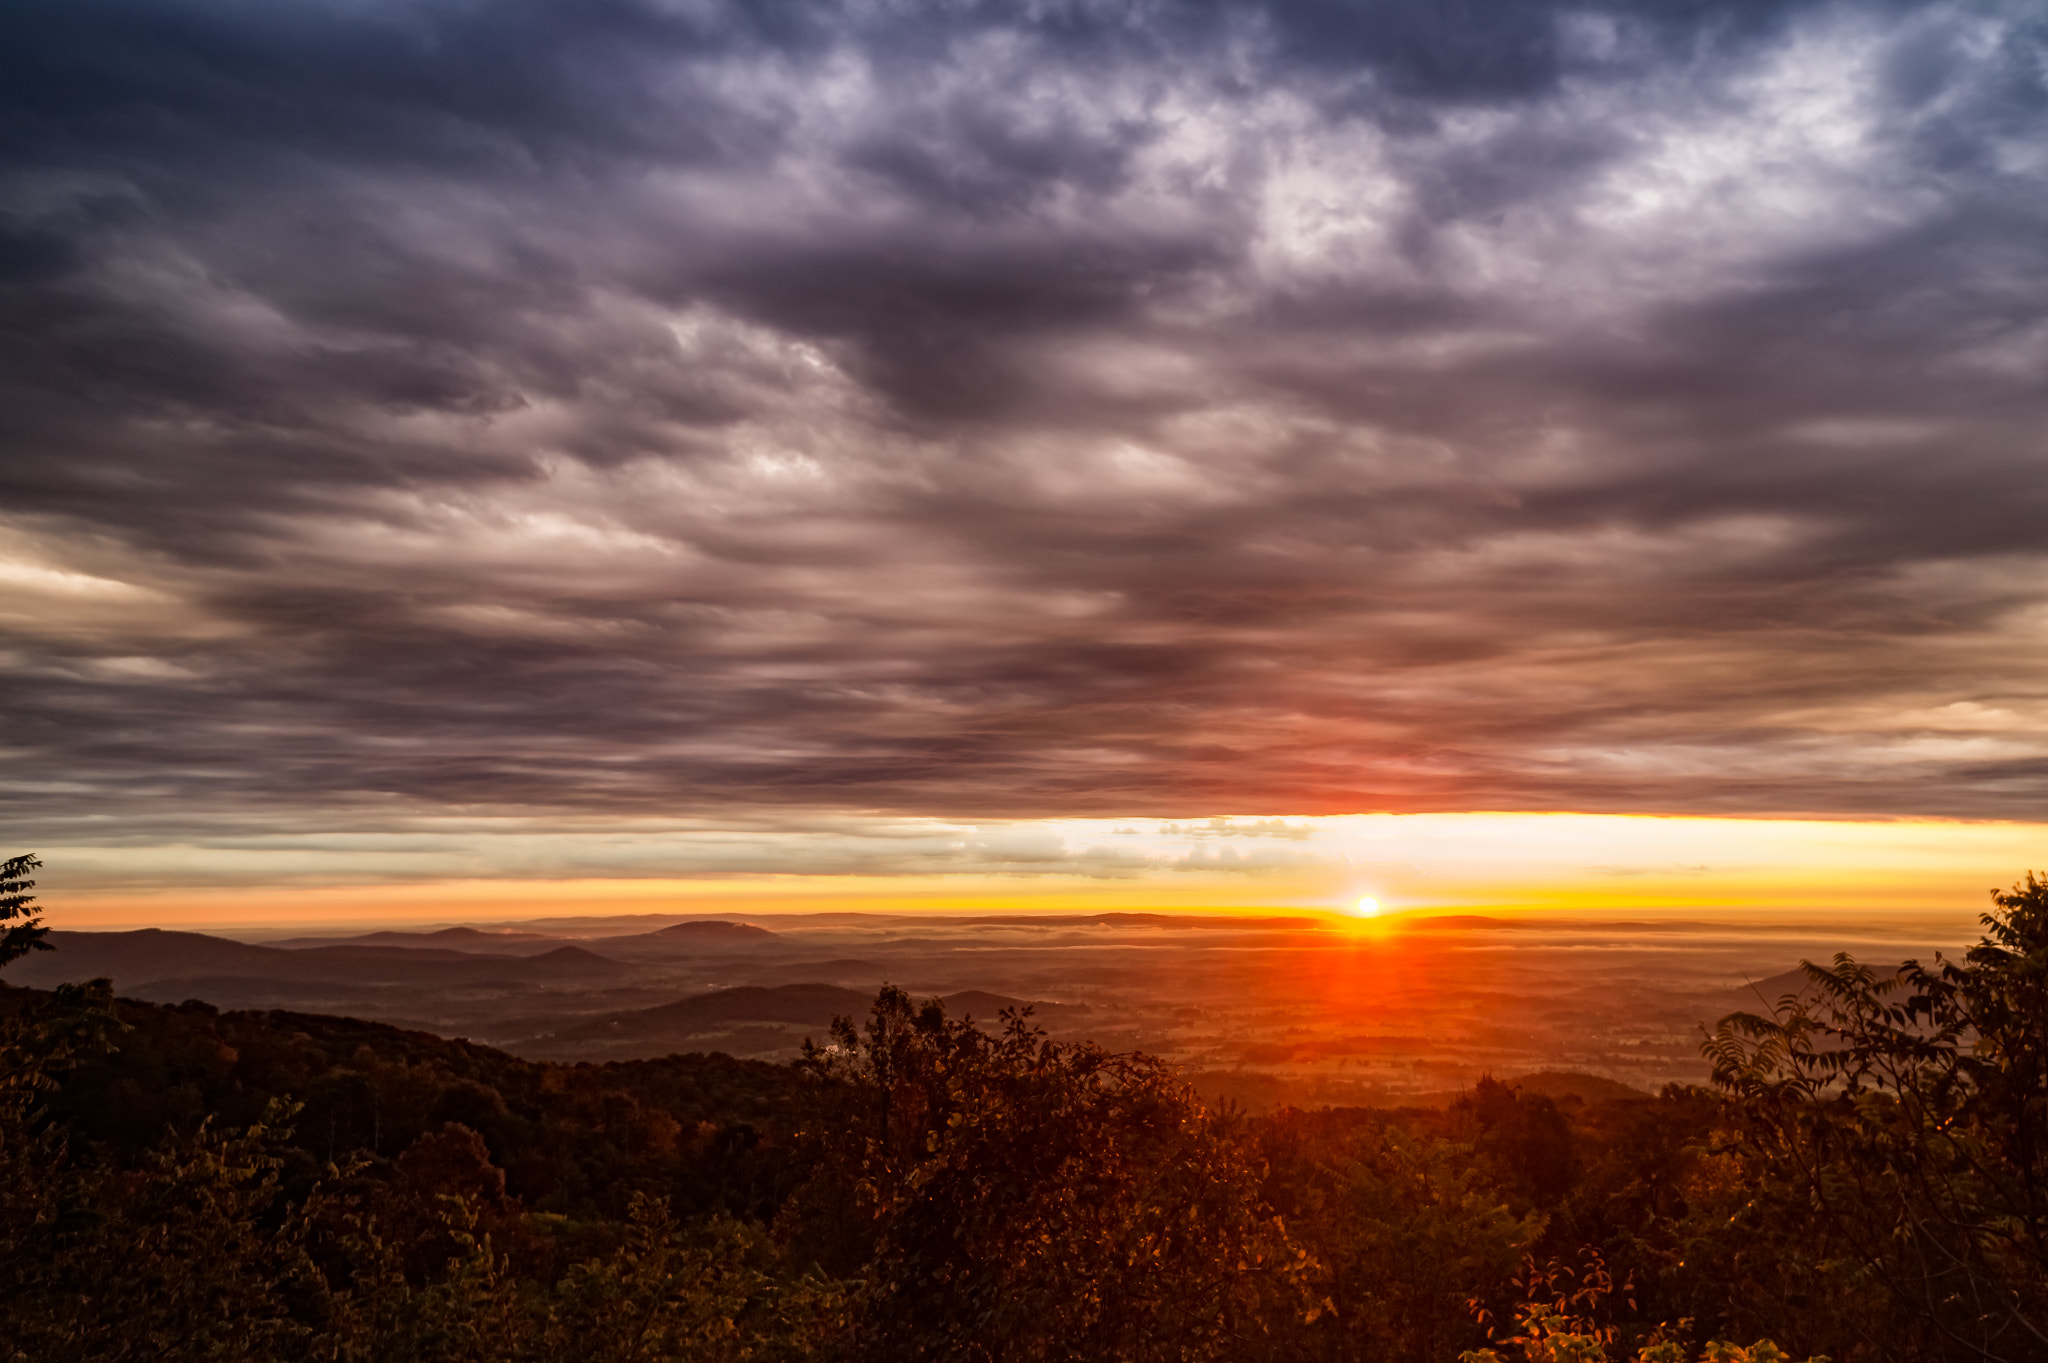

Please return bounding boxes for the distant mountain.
[962,912,1323,931]
[578,920,785,960]
[3,929,628,993]
[504,945,629,975]
[503,982,1075,1060]
[652,921,779,942]
[941,989,1089,1020]
[272,922,780,955]
[580,982,873,1032]
[1708,962,1908,1020]
[6,930,280,987]
[270,926,567,954]
[96,974,459,1027]
[1717,965,1819,1012]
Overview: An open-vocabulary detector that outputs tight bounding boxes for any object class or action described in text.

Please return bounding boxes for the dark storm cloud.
[4,0,2048,844]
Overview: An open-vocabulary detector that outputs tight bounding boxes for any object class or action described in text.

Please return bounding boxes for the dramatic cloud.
[4,0,2048,852]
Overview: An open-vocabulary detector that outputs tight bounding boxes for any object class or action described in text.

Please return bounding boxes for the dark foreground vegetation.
[2,854,2043,1362]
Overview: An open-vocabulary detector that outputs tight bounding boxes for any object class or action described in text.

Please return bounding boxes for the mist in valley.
[8,907,1975,1108]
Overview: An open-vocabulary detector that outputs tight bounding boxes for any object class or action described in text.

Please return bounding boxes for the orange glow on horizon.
[22,811,2041,934]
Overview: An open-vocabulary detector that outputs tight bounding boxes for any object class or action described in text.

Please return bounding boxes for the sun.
[1353,896,1380,917]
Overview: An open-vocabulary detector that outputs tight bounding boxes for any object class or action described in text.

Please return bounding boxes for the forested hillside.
[3,858,2043,1361]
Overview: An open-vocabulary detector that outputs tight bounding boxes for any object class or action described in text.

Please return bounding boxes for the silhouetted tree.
[1706,873,2048,1360]
[797,986,1312,1362]
[0,851,49,968]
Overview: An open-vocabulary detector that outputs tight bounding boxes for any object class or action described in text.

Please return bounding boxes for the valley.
[6,909,1965,1106]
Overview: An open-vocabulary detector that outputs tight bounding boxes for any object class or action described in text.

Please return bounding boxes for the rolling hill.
[4,930,629,992]
[500,982,1079,1061]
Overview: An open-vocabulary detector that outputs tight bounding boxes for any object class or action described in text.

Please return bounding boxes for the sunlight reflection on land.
[27,810,2027,1112]
[10,901,1981,1115]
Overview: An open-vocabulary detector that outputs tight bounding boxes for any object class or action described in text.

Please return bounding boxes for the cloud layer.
[4,0,2048,845]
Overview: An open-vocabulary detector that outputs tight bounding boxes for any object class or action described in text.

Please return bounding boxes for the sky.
[3,0,2046,926]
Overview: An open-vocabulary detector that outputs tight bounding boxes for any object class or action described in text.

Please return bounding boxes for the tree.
[1460,1250,1824,1363]
[795,986,1311,1363]
[1704,873,2048,1361]
[1,852,49,969]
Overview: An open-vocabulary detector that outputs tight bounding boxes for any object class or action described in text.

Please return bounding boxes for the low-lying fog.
[8,908,1979,1108]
